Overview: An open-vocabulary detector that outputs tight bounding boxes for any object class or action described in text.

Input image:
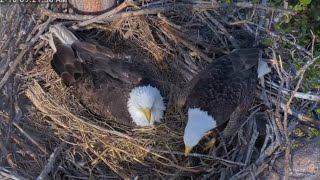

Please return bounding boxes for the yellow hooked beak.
[142,108,152,123]
[185,146,193,156]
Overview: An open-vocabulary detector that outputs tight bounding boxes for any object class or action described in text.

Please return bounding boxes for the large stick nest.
[1,1,319,179]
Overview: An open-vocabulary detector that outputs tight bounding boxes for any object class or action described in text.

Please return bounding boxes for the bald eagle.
[49,25,166,127]
[179,49,270,156]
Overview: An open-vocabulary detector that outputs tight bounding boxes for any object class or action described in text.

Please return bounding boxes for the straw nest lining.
[15,1,319,179]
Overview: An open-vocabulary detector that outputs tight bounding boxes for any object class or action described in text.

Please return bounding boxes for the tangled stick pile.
[1,1,319,179]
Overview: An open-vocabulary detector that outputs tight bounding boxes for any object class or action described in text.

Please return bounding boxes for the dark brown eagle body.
[180,49,259,139]
[51,40,159,125]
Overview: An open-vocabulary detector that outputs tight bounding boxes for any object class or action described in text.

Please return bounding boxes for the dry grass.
[1,1,319,179]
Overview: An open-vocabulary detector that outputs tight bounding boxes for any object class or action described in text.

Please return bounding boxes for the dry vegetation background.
[0,0,319,180]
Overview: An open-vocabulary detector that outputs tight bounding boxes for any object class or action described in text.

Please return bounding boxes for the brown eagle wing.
[76,77,134,125]
[184,49,259,130]
[72,41,143,85]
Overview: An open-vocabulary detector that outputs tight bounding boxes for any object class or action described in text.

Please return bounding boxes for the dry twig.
[13,122,48,155]
[149,149,245,166]
[36,140,68,180]
[0,17,53,90]
[264,81,320,101]
[160,23,213,62]
[0,167,28,180]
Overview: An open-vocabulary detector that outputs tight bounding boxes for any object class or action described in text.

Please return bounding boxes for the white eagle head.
[184,108,217,156]
[127,85,165,127]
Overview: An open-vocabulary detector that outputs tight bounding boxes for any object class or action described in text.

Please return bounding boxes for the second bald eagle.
[180,49,270,156]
